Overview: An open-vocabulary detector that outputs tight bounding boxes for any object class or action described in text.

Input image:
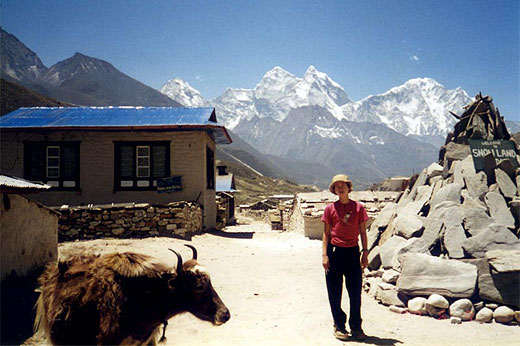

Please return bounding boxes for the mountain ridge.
[0,28,181,107]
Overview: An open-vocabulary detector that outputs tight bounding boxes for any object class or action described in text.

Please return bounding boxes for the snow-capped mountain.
[160,65,350,128]
[160,66,471,145]
[343,78,471,139]
[160,77,206,107]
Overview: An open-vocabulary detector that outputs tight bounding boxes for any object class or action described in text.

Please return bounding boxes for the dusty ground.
[25,214,519,346]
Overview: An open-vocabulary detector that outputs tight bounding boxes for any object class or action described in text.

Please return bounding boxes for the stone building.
[0,107,232,229]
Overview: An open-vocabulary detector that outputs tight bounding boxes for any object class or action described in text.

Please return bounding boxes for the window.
[24,142,80,189]
[114,141,170,190]
[206,146,215,190]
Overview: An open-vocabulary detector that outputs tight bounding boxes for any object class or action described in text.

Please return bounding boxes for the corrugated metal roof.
[0,175,51,190]
[0,107,232,144]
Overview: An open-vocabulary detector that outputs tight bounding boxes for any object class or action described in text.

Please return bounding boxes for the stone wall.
[1,194,58,280]
[55,202,202,242]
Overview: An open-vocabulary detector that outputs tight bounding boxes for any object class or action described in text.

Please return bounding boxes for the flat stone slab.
[484,192,515,229]
[396,253,477,298]
[462,223,520,258]
[495,167,518,199]
[485,249,520,272]
[379,236,408,269]
[429,183,463,210]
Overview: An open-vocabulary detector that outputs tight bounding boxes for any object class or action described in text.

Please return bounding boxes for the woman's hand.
[322,255,330,271]
[361,252,368,269]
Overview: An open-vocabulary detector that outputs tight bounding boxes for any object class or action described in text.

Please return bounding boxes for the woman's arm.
[322,222,331,271]
[359,221,368,269]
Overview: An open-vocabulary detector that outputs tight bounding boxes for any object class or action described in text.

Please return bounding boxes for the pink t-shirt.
[321,200,368,248]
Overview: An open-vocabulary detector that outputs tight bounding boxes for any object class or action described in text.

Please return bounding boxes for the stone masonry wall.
[55,202,202,242]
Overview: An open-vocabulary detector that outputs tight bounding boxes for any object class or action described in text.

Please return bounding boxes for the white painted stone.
[493,306,515,324]
[475,307,493,323]
[449,299,475,321]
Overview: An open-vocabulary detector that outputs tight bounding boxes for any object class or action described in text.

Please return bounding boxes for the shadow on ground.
[208,229,255,239]
[354,335,403,345]
[1,270,41,345]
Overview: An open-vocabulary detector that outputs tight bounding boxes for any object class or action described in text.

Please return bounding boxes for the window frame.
[206,146,215,190]
[114,141,170,191]
[23,141,81,190]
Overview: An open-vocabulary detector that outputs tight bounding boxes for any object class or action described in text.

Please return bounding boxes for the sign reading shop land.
[469,139,519,171]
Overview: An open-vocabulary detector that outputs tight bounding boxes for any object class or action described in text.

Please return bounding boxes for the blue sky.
[1,0,519,121]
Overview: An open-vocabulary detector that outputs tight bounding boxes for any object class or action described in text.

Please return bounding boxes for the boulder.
[426,162,444,178]
[450,317,462,324]
[443,222,467,259]
[485,249,520,272]
[475,307,493,323]
[484,192,515,229]
[462,223,520,258]
[394,212,424,239]
[382,269,400,284]
[370,203,397,232]
[464,171,489,201]
[379,236,408,269]
[495,167,518,199]
[397,253,477,298]
[407,297,428,315]
[407,169,428,202]
[461,189,486,209]
[367,277,383,298]
[427,294,449,308]
[429,183,463,210]
[375,282,406,307]
[425,294,449,317]
[451,160,465,186]
[367,246,381,270]
[398,202,453,256]
[449,299,475,321]
[389,305,407,314]
[471,257,520,308]
[509,198,520,232]
[493,306,515,324]
[460,206,494,236]
[444,143,470,162]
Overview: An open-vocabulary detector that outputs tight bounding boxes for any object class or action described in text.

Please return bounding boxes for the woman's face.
[334,181,350,196]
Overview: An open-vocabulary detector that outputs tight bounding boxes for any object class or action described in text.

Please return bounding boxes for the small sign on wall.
[157,176,182,193]
[469,139,519,171]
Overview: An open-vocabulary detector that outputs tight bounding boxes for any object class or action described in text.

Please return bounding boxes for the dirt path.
[26,215,519,345]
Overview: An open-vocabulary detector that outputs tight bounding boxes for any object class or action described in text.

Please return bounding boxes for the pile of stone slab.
[365,94,520,324]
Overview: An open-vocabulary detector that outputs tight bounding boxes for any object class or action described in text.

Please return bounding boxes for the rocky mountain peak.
[1,27,48,84]
[160,77,205,107]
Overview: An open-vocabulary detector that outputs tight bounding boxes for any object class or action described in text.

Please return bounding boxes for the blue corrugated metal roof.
[0,107,232,144]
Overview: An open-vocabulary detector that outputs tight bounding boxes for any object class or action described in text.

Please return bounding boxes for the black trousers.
[325,244,362,331]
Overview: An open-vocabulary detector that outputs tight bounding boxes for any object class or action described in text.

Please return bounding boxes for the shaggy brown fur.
[34,251,229,345]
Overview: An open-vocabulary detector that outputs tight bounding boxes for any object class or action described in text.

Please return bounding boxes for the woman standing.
[321,174,368,341]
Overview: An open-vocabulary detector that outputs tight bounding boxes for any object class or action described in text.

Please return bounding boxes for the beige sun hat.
[328,174,352,194]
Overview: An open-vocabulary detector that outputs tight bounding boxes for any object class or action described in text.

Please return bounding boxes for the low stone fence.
[54,202,202,242]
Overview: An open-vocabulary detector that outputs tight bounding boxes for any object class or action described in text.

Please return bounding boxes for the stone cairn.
[365,94,520,325]
[56,201,202,242]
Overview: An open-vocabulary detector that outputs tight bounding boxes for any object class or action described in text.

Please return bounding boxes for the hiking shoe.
[351,328,367,340]
[333,325,349,341]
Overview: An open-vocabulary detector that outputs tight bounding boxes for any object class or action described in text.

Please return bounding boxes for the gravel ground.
[24,214,520,346]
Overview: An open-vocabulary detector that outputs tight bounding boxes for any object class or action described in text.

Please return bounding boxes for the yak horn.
[184,244,198,260]
[168,248,183,274]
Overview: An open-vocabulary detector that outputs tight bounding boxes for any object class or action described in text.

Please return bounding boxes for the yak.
[34,245,230,345]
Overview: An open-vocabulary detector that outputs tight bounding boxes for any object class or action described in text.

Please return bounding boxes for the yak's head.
[169,245,230,325]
